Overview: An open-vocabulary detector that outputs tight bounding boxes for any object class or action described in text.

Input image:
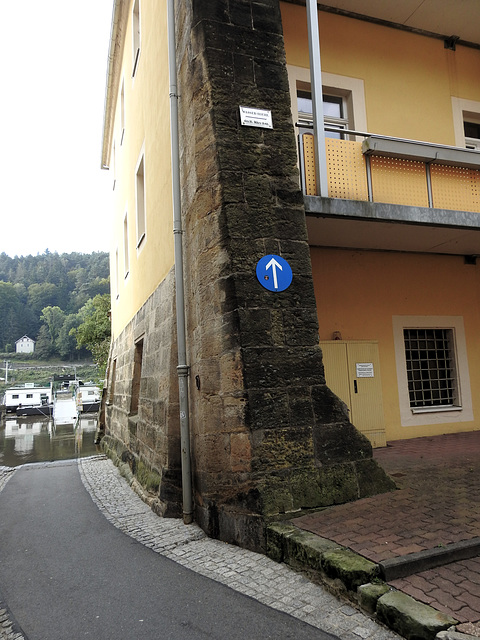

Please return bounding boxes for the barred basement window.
[403,328,459,409]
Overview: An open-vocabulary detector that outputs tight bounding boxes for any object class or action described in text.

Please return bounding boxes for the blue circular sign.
[256,254,293,292]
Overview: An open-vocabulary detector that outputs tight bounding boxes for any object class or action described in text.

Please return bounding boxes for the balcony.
[300,128,480,255]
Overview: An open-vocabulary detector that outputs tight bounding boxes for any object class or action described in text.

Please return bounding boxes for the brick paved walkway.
[293,431,480,632]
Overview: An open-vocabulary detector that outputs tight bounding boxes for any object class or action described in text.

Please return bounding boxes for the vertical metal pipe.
[167,0,193,524]
[425,163,433,208]
[306,0,329,197]
[365,154,373,202]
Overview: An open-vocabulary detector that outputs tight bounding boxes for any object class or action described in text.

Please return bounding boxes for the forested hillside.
[0,251,110,360]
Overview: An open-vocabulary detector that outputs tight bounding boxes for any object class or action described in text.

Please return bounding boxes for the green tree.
[72,294,111,378]
[0,281,22,350]
[28,282,59,316]
[35,325,56,359]
[57,314,83,360]
[40,306,65,346]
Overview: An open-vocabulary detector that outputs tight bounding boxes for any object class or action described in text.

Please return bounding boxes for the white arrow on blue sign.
[256,254,293,292]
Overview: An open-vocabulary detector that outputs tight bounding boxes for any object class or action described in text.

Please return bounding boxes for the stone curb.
[380,538,480,581]
[437,631,480,640]
[266,522,463,640]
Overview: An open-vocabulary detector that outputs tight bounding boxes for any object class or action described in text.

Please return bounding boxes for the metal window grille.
[403,328,458,408]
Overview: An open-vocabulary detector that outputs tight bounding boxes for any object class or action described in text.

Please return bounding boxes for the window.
[393,316,473,428]
[109,359,117,404]
[403,328,458,409]
[123,212,129,277]
[464,120,480,150]
[26,394,33,399]
[12,394,19,399]
[451,97,480,148]
[297,89,349,138]
[120,80,125,144]
[288,66,367,135]
[130,339,143,415]
[135,153,146,248]
[132,0,141,77]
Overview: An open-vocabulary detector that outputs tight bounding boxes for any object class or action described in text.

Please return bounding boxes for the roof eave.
[101,0,129,170]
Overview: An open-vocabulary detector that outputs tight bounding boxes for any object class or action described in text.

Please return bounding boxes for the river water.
[0,413,100,467]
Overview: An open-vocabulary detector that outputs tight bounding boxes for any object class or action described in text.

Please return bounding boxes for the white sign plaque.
[239,106,273,129]
[356,362,374,378]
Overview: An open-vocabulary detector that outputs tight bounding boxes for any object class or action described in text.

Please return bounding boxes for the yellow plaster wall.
[280,2,480,145]
[109,0,174,338]
[310,247,480,441]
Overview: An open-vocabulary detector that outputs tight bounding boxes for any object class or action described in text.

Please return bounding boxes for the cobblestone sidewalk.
[77,456,400,640]
[0,458,401,640]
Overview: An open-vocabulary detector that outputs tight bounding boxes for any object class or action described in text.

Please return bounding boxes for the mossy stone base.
[101,434,180,517]
[321,549,379,592]
[358,582,391,615]
[260,459,395,517]
[377,591,458,640]
[266,522,340,569]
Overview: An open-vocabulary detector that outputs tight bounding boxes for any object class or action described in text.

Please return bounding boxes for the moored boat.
[16,403,53,417]
[4,384,53,414]
[75,383,101,413]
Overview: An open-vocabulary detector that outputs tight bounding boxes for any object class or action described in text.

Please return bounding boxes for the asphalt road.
[0,463,338,640]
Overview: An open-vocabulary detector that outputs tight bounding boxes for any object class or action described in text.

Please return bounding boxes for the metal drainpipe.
[167,0,193,525]
[306,0,329,197]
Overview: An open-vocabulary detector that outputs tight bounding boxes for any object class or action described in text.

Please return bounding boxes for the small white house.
[15,335,35,354]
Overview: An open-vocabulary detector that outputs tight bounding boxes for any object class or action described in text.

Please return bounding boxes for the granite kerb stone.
[377,591,458,640]
[379,538,480,581]
[265,521,463,640]
[436,630,480,639]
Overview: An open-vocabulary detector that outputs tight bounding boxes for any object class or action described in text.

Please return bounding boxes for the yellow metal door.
[320,341,387,448]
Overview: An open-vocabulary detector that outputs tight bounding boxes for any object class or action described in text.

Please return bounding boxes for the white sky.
[0,0,114,258]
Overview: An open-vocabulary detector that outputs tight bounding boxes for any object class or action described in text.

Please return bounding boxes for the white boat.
[75,383,101,413]
[3,384,53,415]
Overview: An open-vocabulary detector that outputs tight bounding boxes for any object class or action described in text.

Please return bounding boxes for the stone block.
[247,389,290,430]
[377,591,458,640]
[288,389,315,427]
[252,426,315,472]
[357,582,391,615]
[284,528,341,572]
[355,457,397,497]
[230,432,252,472]
[242,346,325,389]
[251,0,283,35]
[321,549,379,592]
[233,53,255,85]
[312,464,360,506]
[265,522,297,562]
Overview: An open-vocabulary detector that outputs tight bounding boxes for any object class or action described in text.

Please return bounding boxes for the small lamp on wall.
[332,331,342,341]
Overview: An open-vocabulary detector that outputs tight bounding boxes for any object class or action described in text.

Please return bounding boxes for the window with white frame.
[451,98,480,149]
[132,0,141,77]
[464,119,480,150]
[135,153,146,248]
[393,315,473,428]
[297,88,349,138]
[403,328,458,409]
[287,66,367,137]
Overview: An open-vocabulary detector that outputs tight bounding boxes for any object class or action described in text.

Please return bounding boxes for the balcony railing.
[298,126,480,213]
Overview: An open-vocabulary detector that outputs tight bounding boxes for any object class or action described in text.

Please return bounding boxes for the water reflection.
[0,414,100,467]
